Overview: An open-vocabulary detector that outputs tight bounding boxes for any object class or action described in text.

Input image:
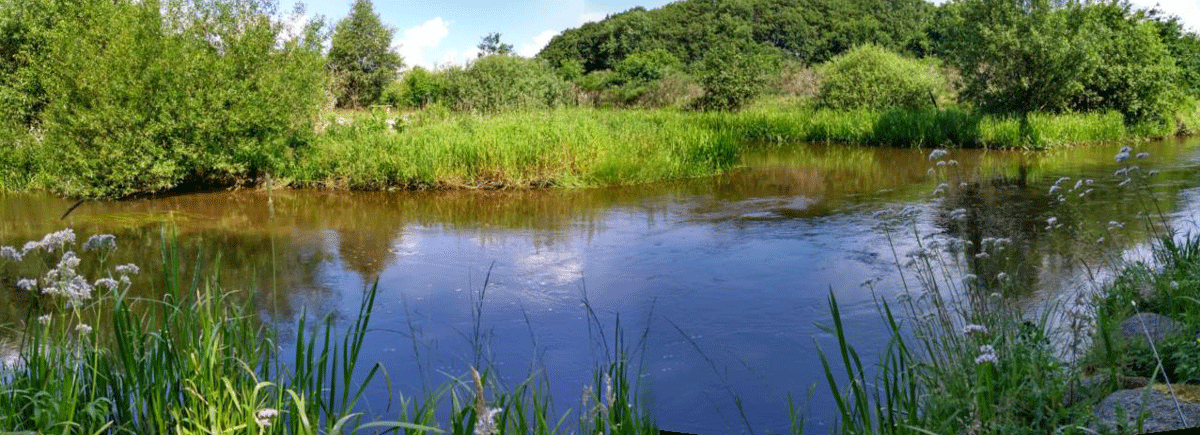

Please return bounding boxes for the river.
[3,137,1200,434]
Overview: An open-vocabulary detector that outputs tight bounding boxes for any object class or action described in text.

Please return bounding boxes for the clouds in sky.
[395,17,450,70]
[1132,0,1200,31]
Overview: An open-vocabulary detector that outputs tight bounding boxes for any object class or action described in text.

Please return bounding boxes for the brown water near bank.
[3,137,1200,433]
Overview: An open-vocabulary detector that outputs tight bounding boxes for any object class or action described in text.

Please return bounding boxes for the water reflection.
[1,137,1200,433]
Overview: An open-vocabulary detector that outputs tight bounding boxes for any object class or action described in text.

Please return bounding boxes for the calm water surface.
[3,138,1200,434]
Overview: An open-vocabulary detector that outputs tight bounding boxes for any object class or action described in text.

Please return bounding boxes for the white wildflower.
[37,314,51,325]
[22,240,41,254]
[115,264,140,275]
[937,160,947,166]
[1171,281,1180,290]
[0,246,20,262]
[82,234,116,252]
[75,324,92,334]
[997,272,1010,282]
[94,278,118,291]
[1046,217,1058,227]
[30,229,76,253]
[120,275,131,286]
[256,408,279,420]
[927,168,936,177]
[16,278,37,291]
[963,324,988,335]
[975,352,999,365]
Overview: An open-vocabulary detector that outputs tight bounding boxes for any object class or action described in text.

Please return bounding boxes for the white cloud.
[396,17,450,69]
[518,30,558,57]
[1129,0,1200,31]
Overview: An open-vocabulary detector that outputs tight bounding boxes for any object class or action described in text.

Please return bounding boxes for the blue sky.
[280,0,1200,70]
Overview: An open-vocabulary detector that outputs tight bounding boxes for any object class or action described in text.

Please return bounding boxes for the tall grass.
[0,226,662,434]
[275,107,1157,193]
[809,144,1200,435]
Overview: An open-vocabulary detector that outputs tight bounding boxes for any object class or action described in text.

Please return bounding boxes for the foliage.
[477,32,514,57]
[817,44,944,110]
[385,66,443,109]
[0,0,328,198]
[328,0,402,108]
[941,0,1183,124]
[439,55,570,113]
[692,44,781,111]
[536,0,932,74]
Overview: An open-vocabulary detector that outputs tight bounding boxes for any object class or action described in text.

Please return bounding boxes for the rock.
[1118,313,1187,344]
[1092,388,1200,434]
[1064,375,1150,408]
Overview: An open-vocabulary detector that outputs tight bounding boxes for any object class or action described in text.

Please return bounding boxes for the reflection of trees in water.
[936,169,1051,299]
[935,156,1198,301]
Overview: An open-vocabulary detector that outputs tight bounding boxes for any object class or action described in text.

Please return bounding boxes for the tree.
[477,32,512,57]
[328,0,402,108]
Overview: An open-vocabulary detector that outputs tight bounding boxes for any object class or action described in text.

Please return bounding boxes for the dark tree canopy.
[535,0,933,73]
[328,0,402,108]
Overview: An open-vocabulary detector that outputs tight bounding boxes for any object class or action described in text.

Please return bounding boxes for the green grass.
[276,107,1162,193]
[1,104,1191,197]
[0,227,661,434]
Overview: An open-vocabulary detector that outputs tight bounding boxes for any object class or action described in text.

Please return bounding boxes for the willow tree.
[328,0,402,108]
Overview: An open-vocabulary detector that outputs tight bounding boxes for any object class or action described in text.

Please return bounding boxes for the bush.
[817,44,944,110]
[0,0,327,198]
[693,44,781,111]
[383,66,442,109]
[440,55,570,113]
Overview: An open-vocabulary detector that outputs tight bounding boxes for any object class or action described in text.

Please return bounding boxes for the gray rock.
[1118,313,1187,344]
[1092,389,1200,434]
[1064,375,1150,408]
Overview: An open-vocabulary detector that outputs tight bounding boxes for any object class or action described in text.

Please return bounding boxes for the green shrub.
[693,44,781,111]
[384,66,442,109]
[817,44,944,110]
[1,0,327,198]
[439,55,570,113]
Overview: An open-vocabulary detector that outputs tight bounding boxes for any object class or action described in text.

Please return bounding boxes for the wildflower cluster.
[974,344,999,365]
[4,229,137,316]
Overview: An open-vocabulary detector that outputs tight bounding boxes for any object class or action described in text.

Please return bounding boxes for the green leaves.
[328,0,402,108]
[817,44,945,111]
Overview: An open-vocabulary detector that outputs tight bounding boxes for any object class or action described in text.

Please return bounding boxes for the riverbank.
[815,146,1200,434]
[3,106,1197,198]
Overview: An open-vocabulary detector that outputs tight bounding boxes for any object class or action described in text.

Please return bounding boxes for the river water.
[3,137,1200,434]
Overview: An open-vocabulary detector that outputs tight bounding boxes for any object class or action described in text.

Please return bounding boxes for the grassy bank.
[277,107,1188,192]
[0,228,659,434]
[4,105,1195,198]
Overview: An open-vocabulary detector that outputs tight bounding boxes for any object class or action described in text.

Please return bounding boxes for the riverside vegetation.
[1,0,1199,198]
